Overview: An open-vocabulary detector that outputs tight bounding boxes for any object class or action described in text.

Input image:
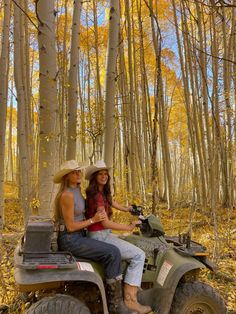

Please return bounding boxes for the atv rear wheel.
[25,294,91,314]
[170,281,226,314]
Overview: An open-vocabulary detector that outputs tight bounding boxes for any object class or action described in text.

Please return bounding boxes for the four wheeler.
[14,207,227,314]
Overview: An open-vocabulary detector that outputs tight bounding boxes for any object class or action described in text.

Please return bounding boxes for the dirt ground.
[0,199,235,313]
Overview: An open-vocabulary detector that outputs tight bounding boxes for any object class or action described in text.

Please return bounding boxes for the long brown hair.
[86,171,112,215]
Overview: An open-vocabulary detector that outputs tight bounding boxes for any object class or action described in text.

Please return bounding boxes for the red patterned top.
[86,192,111,231]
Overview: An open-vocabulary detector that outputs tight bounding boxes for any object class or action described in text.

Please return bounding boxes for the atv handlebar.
[130,205,144,217]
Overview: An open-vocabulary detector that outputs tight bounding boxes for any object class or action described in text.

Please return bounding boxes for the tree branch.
[11,0,40,32]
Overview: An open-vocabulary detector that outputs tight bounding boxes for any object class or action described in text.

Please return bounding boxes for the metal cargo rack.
[17,252,78,270]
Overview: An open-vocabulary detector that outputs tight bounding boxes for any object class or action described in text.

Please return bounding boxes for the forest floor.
[0,193,235,313]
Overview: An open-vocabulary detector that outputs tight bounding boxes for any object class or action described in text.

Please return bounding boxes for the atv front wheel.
[25,294,91,314]
[170,281,226,314]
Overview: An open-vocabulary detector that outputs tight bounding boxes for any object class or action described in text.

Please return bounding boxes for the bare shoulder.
[60,191,74,205]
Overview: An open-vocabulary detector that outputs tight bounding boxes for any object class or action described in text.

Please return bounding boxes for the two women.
[85,160,151,314]
[53,160,134,314]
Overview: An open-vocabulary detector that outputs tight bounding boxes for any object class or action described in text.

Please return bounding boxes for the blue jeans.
[88,229,145,286]
[58,230,122,280]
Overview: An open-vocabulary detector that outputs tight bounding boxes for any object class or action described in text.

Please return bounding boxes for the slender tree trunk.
[67,0,83,160]
[137,0,152,188]
[36,0,59,215]
[124,0,137,196]
[6,86,14,183]
[58,0,68,163]
[0,0,10,229]
[93,0,103,148]
[148,0,173,209]
[118,30,130,193]
[172,0,204,208]
[104,0,120,173]
[14,0,32,222]
[222,7,233,208]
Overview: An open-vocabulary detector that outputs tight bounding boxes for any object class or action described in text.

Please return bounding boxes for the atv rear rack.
[17,252,78,270]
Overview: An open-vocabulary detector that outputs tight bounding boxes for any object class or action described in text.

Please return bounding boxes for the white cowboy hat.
[53,160,88,184]
[85,160,111,180]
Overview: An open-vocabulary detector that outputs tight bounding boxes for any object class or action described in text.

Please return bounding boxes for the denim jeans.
[88,230,145,286]
[58,230,122,280]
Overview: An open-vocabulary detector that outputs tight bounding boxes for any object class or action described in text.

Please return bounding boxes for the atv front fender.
[138,248,206,314]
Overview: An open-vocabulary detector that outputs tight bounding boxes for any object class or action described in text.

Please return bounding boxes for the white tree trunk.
[36,0,59,215]
[14,0,32,222]
[67,0,82,160]
[0,0,10,229]
[104,0,120,169]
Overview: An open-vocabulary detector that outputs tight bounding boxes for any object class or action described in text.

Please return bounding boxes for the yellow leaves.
[4,182,18,197]
[153,0,173,22]
[57,13,72,44]
[30,198,40,214]
[162,48,177,66]
[105,7,110,21]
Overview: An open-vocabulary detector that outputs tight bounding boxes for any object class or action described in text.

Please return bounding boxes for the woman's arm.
[112,200,132,212]
[102,218,141,231]
[97,205,140,231]
[60,192,106,232]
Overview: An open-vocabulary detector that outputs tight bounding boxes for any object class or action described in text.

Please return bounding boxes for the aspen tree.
[6,84,14,183]
[222,7,234,208]
[36,0,59,215]
[23,0,34,201]
[181,2,207,207]
[67,0,83,160]
[130,1,146,197]
[0,0,10,229]
[172,0,203,207]
[137,0,152,188]
[124,0,137,196]
[92,0,103,141]
[117,30,130,192]
[104,0,120,171]
[14,0,32,221]
[58,0,69,163]
[148,0,173,209]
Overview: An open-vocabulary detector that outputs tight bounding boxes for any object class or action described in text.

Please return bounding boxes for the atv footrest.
[18,252,78,270]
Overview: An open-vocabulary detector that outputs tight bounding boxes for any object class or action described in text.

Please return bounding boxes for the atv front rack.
[17,252,78,270]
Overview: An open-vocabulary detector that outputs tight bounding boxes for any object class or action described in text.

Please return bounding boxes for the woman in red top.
[85,161,152,314]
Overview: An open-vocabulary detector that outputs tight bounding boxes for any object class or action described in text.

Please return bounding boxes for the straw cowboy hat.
[53,160,88,184]
[85,160,111,181]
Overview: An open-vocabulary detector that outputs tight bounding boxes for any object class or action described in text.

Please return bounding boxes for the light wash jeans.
[88,229,145,286]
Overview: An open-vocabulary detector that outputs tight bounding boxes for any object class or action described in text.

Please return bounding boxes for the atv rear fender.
[14,245,109,314]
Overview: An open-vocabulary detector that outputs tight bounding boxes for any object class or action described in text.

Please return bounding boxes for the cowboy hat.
[53,160,88,184]
[85,160,111,180]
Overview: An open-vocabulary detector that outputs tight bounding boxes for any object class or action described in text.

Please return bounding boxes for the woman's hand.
[126,205,133,212]
[93,210,107,223]
[127,220,142,231]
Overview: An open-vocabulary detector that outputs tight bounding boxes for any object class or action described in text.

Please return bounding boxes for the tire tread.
[170,281,227,314]
[25,294,91,314]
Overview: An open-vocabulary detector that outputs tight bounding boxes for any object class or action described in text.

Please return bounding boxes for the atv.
[14,207,227,314]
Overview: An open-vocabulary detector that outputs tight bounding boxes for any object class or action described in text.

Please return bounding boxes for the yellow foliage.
[56,13,72,44]
[4,182,18,198]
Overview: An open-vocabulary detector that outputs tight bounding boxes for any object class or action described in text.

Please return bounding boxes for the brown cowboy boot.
[124,283,152,314]
[106,279,137,314]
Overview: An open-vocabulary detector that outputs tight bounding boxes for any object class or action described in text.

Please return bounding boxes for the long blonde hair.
[53,177,68,223]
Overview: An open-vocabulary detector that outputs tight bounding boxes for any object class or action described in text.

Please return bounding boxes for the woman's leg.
[58,231,122,279]
[88,232,152,313]
[59,232,135,314]
[89,232,145,286]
